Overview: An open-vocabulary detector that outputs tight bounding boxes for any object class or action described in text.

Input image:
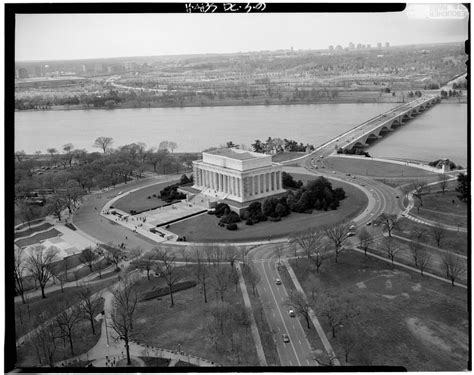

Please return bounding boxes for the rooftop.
[204,148,267,160]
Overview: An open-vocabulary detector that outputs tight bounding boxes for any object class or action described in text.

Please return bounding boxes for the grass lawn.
[271,152,306,163]
[395,219,467,255]
[15,223,53,239]
[168,179,367,242]
[290,251,468,371]
[113,180,179,214]
[133,264,260,367]
[15,278,115,340]
[15,228,62,248]
[15,307,103,368]
[323,157,438,178]
[412,191,467,227]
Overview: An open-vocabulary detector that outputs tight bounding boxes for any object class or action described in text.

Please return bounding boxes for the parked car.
[282,333,290,343]
[347,232,355,237]
[288,309,296,317]
[276,279,282,285]
[366,221,372,226]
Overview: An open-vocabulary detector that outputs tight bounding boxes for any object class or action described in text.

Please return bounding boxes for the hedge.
[140,280,197,301]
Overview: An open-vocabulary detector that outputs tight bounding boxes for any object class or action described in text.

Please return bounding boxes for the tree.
[224,245,239,268]
[438,173,450,195]
[77,287,103,335]
[431,223,446,247]
[338,327,356,363]
[158,141,169,152]
[93,136,114,154]
[275,244,284,264]
[211,267,231,302]
[241,264,260,296]
[382,237,399,267]
[289,228,324,260]
[286,290,312,329]
[168,141,178,153]
[47,148,58,159]
[441,252,465,286]
[411,180,430,207]
[14,247,27,304]
[324,222,352,263]
[195,253,210,303]
[101,245,123,271]
[417,248,431,276]
[455,173,468,202]
[311,247,325,273]
[55,303,82,355]
[135,252,157,280]
[374,213,400,237]
[26,245,59,298]
[62,143,75,166]
[44,195,67,221]
[79,247,97,271]
[319,292,359,338]
[357,227,371,256]
[154,248,183,306]
[110,278,139,365]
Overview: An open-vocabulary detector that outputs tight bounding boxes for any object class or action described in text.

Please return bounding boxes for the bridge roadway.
[281,95,440,164]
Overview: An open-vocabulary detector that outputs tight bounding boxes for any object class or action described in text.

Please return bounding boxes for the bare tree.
[77,287,103,335]
[438,173,450,195]
[285,290,312,329]
[275,244,284,264]
[431,223,446,247]
[135,251,157,280]
[304,274,320,301]
[241,263,260,297]
[211,267,230,302]
[374,213,400,237]
[311,247,325,273]
[195,255,210,303]
[100,244,123,271]
[93,136,114,154]
[168,141,178,153]
[337,327,356,363]
[324,222,352,263]
[442,252,465,286]
[319,293,359,338]
[411,180,430,207]
[417,249,431,277]
[55,304,82,355]
[357,227,371,256]
[154,248,183,306]
[26,245,59,298]
[110,278,139,365]
[289,228,324,260]
[224,245,239,268]
[382,237,399,267]
[14,247,27,303]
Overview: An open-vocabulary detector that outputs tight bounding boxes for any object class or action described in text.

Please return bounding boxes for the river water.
[14,102,467,166]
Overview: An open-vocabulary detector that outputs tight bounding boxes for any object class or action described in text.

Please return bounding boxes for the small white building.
[191,148,286,205]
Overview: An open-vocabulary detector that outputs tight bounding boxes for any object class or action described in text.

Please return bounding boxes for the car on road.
[366,221,372,226]
[347,232,355,237]
[282,333,290,343]
[276,279,282,285]
[346,172,351,176]
[332,171,336,174]
[288,309,296,317]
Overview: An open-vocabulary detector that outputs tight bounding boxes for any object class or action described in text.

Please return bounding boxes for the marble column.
[240,178,244,198]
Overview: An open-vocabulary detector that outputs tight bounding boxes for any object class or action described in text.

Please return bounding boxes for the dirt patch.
[382,295,397,299]
[401,292,410,298]
[356,281,367,289]
[412,283,422,292]
[385,279,393,289]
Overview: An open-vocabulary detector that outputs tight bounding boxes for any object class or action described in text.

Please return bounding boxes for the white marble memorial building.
[192,148,285,204]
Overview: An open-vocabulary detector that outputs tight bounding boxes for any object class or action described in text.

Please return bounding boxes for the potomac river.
[15,102,467,166]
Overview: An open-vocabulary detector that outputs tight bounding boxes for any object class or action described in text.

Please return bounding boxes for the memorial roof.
[204,148,267,160]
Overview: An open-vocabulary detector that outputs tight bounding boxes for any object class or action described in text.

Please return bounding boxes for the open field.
[291,250,468,370]
[133,265,259,366]
[323,157,438,178]
[112,181,178,214]
[169,179,367,242]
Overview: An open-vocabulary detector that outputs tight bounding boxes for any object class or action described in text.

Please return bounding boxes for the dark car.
[282,334,290,343]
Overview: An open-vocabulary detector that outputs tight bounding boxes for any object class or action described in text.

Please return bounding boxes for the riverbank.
[14,94,405,112]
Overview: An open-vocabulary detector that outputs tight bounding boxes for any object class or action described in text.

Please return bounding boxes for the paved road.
[253,259,315,366]
[73,175,180,252]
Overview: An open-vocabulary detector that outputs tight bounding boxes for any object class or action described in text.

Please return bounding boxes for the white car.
[288,309,296,317]
[275,279,282,285]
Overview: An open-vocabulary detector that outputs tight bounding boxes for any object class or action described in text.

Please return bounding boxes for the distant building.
[34,65,43,77]
[348,42,355,49]
[385,42,390,48]
[377,42,382,48]
[328,45,334,51]
[335,45,343,51]
[356,43,363,49]
[366,44,371,49]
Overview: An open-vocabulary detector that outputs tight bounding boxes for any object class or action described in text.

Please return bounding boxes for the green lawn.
[290,251,468,371]
[133,264,260,367]
[113,180,180,214]
[169,179,367,242]
[15,223,53,239]
[323,157,438,178]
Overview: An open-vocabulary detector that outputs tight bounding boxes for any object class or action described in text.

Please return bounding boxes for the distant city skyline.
[15,4,468,62]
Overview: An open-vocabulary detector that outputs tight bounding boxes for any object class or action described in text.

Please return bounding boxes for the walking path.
[235,262,267,366]
[282,259,341,366]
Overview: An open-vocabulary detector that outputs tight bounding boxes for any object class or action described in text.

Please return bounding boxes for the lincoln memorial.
[191,148,286,204]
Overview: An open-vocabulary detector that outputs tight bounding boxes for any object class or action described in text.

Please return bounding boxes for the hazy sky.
[15,4,468,61]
